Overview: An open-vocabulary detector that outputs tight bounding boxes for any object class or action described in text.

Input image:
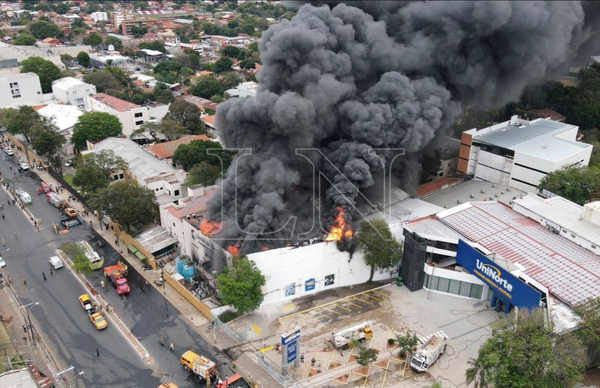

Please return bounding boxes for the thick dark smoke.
[206,1,593,254]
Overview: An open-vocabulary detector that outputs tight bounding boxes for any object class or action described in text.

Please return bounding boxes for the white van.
[48,256,63,269]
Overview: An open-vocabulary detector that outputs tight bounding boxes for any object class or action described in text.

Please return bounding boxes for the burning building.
[202,2,598,255]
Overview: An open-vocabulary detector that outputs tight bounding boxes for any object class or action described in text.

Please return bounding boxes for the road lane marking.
[252,325,261,335]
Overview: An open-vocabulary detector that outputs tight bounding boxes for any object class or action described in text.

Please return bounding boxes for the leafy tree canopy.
[219,72,242,91]
[73,150,127,194]
[173,140,232,171]
[164,99,205,134]
[14,33,37,46]
[29,21,63,40]
[134,119,190,142]
[20,57,61,93]
[216,256,266,314]
[90,181,159,236]
[72,112,123,149]
[105,36,123,51]
[77,51,90,68]
[139,40,166,53]
[573,297,600,352]
[190,75,224,99]
[185,161,222,187]
[221,45,241,58]
[83,70,122,93]
[214,56,234,73]
[357,219,402,281]
[83,32,103,47]
[538,166,600,206]
[240,58,256,69]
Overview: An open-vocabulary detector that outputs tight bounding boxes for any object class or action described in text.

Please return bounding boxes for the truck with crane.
[180,350,219,383]
[410,331,447,373]
[46,192,67,209]
[332,321,373,350]
[78,240,104,270]
[103,263,130,295]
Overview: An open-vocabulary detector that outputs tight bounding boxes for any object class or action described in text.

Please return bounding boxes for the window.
[459,282,472,297]
[113,175,119,180]
[448,279,461,295]
[135,120,144,125]
[155,188,160,191]
[571,233,576,238]
[173,222,175,227]
[174,189,180,196]
[12,94,20,99]
[119,173,124,179]
[592,245,597,249]
[134,112,143,118]
[470,284,483,299]
[437,277,450,293]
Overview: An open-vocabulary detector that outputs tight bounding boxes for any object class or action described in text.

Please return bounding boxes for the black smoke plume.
[206,1,594,254]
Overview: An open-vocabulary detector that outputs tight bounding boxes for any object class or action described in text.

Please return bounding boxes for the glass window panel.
[470,284,483,299]
[437,277,450,293]
[430,275,439,290]
[459,282,471,297]
[448,279,461,295]
[424,273,429,288]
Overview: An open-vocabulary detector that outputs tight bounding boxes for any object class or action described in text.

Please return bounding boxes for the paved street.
[0,151,235,387]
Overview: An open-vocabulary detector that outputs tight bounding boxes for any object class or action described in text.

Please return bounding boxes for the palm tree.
[465,357,490,388]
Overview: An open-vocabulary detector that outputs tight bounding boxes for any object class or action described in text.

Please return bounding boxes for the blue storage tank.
[182,265,195,283]
[176,257,185,275]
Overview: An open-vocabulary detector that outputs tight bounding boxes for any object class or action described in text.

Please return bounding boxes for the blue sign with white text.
[281,328,301,365]
[456,240,541,309]
[305,278,315,292]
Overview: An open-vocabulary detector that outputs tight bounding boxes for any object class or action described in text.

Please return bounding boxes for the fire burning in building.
[227,244,241,257]
[325,207,354,242]
[200,219,221,238]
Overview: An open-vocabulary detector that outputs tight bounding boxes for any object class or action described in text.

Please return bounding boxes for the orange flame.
[200,219,221,238]
[325,207,353,242]
[261,246,269,251]
[227,244,241,257]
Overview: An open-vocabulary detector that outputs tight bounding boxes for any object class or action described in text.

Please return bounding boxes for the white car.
[0,257,5,268]
[19,161,29,170]
[65,160,73,167]
[4,148,13,156]
[49,256,63,269]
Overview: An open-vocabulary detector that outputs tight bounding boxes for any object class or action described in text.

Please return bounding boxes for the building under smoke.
[203,1,597,254]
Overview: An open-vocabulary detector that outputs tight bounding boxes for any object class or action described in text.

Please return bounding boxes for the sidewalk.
[18,147,281,387]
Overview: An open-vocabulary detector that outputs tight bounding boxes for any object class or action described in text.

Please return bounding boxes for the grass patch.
[218,310,241,323]
[63,174,81,192]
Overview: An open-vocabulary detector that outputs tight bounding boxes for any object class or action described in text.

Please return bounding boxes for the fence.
[46,167,89,208]
[6,133,43,168]
[164,272,212,319]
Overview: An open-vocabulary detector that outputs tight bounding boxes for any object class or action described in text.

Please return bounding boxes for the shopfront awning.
[134,251,147,261]
[127,244,139,253]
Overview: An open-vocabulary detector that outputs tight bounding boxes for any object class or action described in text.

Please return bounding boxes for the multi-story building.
[91,11,108,23]
[111,12,125,28]
[0,72,43,106]
[457,115,592,192]
[120,16,156,36]
[86,93,148,137]
[52,77,96,109]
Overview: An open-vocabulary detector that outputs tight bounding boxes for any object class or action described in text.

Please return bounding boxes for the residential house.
[146,135,210,161]
[52,77,96,109]
[178,95,219,114]
[200,115,216,135]
[225,81,258,98]
[87,93,148,138]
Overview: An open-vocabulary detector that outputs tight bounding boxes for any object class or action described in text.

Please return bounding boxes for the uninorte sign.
[456,240,541,309]
[281,328,301,365]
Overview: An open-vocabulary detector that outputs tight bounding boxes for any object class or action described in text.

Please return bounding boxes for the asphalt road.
[0,152,234,387]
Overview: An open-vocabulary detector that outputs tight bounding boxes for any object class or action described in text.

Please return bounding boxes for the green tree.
[73,254,94,275]
[214,57,234,73]
[466,309,586,388]
[72,112,123,149]
[14,33,37,46]
[4,106,41,143]
[83,70,122,93]
[538,166,600,206]
[356,346,378,367]
[219,72,242,90]
[77,51,90,68]
[395,331,418,358]
[221,45,241,58]
[31,120,66,164]
[29,21,63,39]
[240,58,256,69]
[56,3,70,14]
[20,57,61,93]
[211,95,224,103]
[134,1,148,10]
[573,297,600,352]
[152,82,174,104]
[164,99,205,134]
[216,256,266,314]
[60,53,74,65]
[357,219,402,282]
[83,32,103,47]
[105,36,123,51]
[73,150,127,194]
[133,119,190,142]
[191,76,224,99]
[90,181,158,235]
[185,161,222,187]
[60,242,93,275]
[173,140,232,171]
[139,41,166,53]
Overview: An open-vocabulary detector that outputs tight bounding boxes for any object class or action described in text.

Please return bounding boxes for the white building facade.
[52,77,96,109]
[91,11,108,22]
[86,93,148,137]
[0,72,43,106]
[457,116,592,192]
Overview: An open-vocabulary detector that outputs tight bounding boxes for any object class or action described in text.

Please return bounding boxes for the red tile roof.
[201,115,217,127]
[147,135,210,160]
[179,95,219,111]
[90,93,141,112]
[417,177,463,198]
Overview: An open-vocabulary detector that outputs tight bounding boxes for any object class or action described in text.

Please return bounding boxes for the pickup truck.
[79,294,108,330]
[61,217,82,229]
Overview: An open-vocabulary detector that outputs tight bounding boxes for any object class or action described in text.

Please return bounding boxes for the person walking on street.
[50,268,53,276]
[7,276,11,284]
[22,277,26,285]
[42,272,46,281]
[1,213,4,220]
[2,239,5,247]
[14,232,17,239]
[311,357,316,367]
[96,348,100,357]
[301,354,305,363]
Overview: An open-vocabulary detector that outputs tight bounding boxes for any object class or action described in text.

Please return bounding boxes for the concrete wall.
[0,73,43,106]
[249,241,397,306]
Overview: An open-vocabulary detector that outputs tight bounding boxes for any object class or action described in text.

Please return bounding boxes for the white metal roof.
[439,201,600,307]
[513,194,600,248]
[51,76,90,90]
[37,104,84,132]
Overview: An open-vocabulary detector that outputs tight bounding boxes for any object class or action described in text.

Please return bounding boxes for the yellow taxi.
[89,312,108,330]
[79,294,94,311]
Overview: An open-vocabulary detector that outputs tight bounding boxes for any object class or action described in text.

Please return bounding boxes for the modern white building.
[86,93,148,137]
[225,81,258,98]
[89,53,128,68]
[37,104,84,155]
[51,77,96,109]
[457,116,592,192]
[86,137,187,205]
[91,11,108,22]
[0,72,43,106]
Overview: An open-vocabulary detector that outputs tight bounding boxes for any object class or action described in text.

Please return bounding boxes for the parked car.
[19,161,29,170]
[0,256,5,268]
[49,255,64,269]
[65,160,73,167]
[4,148,13,156]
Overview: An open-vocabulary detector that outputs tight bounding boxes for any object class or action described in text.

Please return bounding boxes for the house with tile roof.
[86,93,149,138]
[146,135,210,161]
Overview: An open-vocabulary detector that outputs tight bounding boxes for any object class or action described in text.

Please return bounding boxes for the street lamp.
[19,302,39,346]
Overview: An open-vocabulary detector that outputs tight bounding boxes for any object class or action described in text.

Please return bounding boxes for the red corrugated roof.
[147,135,210,160]
[90,93,140,112]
